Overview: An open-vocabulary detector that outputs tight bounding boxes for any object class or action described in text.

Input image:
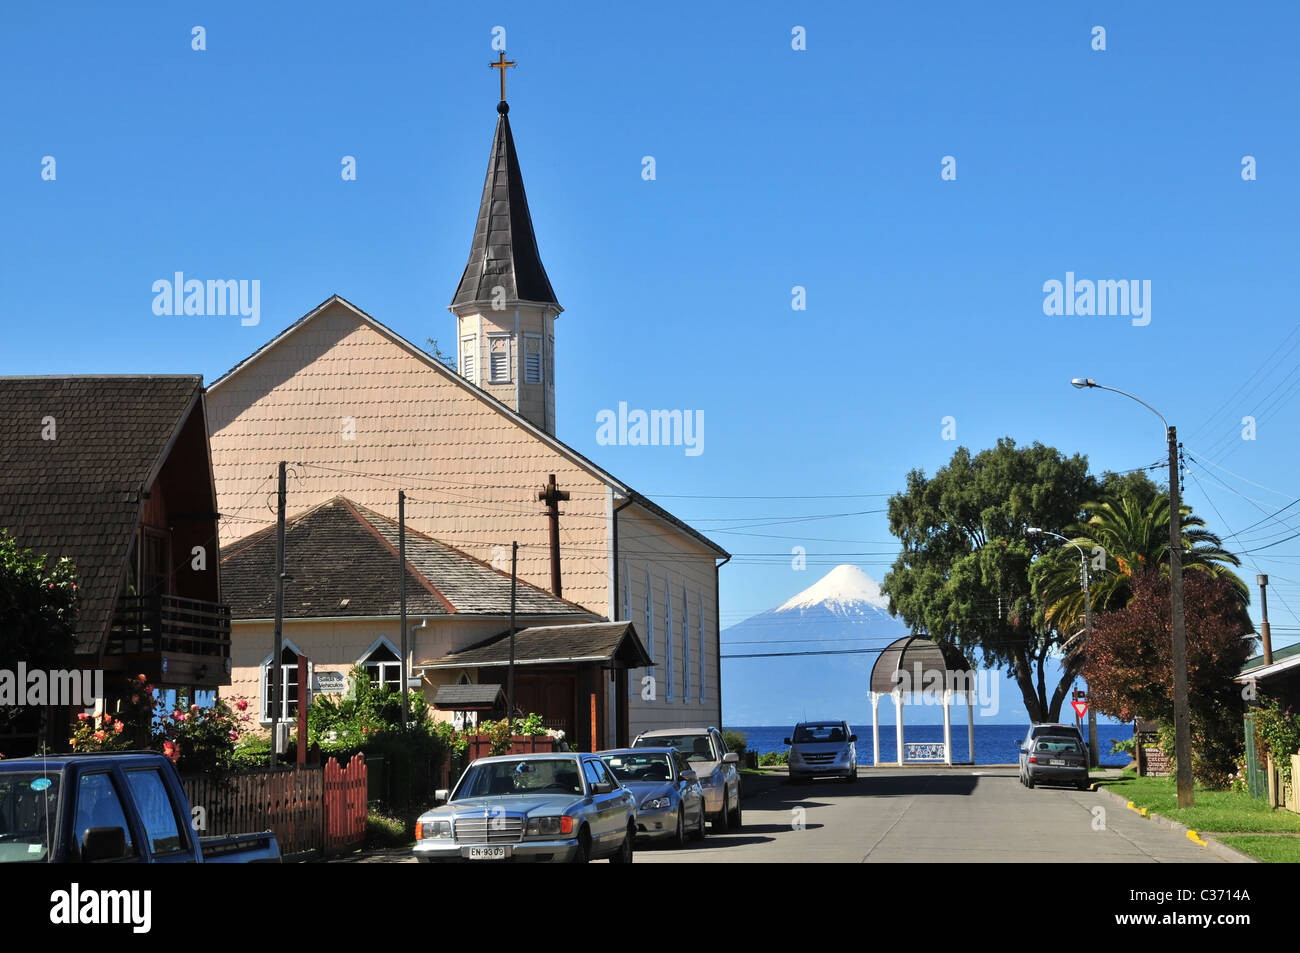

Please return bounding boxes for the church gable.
[205,297,613,612]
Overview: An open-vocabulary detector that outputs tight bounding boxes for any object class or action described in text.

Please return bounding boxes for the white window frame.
[681,580,690,702]
[644,568,654,669]
[460,336,476,384]
[487,333,512,384]
[698,592,705,703]
[524,333,542,384]
[665,576,674,701]
[260,641,311,724]
[358,637,403,693]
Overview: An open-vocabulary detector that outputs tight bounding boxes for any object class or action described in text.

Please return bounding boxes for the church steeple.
[449,59,562,435]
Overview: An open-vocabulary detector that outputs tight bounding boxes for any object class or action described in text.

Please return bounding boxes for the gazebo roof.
[870,634,973,695]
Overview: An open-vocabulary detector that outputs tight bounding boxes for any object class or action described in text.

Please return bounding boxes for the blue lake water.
[729,723,1134,766]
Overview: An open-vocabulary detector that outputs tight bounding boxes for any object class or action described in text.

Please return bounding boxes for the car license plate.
[1049,759,1066,766]
[466,845,509,860]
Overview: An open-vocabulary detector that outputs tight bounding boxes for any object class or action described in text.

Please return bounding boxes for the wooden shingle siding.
[207,301,612,614]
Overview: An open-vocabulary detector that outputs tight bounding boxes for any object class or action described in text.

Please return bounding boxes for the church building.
[206,72,728,748]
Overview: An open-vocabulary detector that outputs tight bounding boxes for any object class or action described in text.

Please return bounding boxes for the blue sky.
[3,3,1299,666]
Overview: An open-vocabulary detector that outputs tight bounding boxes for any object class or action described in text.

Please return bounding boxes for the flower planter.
[466,734,556,762]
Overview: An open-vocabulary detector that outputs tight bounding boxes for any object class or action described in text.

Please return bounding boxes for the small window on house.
[361,642,403,693]
[461,337,476,383]
[524,334,542,383]
[261,646,306,722]
[488,335,512,384]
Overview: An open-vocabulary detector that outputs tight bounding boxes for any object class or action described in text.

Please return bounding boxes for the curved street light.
[1071,378,1193,808]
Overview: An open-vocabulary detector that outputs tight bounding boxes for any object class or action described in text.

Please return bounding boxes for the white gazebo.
[869,634,976,766]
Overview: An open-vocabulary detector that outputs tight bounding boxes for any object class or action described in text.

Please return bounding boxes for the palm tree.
[1033,492,1248,644]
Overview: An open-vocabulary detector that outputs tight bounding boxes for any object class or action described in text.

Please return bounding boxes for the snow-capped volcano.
[721,565,906,724]
[776,564,890,615]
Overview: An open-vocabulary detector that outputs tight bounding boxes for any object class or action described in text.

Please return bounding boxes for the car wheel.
[845,765,857,783]
[673,811,687,849]
[1025,775,1035,789]
[712,804,730,834]
[610,823,635,863]
[729,790,743,831]
[694,807,707,840]
[1078,779,1091,791]
[572,827,591,863]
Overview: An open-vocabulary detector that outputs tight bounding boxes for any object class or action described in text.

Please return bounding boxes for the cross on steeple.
[490,51,516,102]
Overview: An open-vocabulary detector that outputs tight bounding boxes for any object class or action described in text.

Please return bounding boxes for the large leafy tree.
[1082,571,1254,786]
[0,529,79,734]
[1033,486,1248,639]
[881,439,1098,722]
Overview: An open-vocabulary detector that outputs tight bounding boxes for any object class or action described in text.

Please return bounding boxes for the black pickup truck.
[0,751,280,863]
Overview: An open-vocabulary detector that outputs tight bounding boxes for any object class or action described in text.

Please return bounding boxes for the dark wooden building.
[0,375,231,754]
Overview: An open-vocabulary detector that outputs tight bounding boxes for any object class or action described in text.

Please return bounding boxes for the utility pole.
[270,461,286,767]
[399,490,407,732]
[538,474,570,596]
[1258,574,1273,665]
[1084,563,1098,768]
[1071,379,1193,807]
[1168,425,1193,809]
[508,541,518,729]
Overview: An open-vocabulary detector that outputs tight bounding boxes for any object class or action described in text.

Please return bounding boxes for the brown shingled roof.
[0,375,205,653]
[219,496,598,621]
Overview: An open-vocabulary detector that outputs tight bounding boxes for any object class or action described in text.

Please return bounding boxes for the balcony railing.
[107,594,232,659]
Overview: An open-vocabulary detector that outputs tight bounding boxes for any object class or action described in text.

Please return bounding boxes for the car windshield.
[602,753,673,783]
[636,735,716,763]
[1034,738,1082,755]
[0,771,60,863]
[454,759,583,799]
[793,724,848,744]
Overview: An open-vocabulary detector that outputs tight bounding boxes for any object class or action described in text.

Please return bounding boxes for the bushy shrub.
[721,729,747,763]
[364,811,411,849]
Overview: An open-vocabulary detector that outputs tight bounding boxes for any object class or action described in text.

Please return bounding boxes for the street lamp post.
[1071,378,1193,808]
[1028,527,1097,767]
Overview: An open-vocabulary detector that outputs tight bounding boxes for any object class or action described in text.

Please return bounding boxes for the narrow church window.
[545,332,554,387]
[697,592,705,703]
[461,336,476,383]
[524,334,542,383]
[488,334,511,384]
[665,576,674,701]
[682,579,690,702]
[644,568,654,668]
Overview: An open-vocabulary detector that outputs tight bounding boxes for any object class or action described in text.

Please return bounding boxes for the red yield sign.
[1071,700,1088,718]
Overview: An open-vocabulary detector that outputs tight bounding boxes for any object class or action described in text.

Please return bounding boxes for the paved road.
[635,767,1220,863]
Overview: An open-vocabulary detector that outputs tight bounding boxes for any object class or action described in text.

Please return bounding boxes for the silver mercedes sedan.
[413,752,637,863]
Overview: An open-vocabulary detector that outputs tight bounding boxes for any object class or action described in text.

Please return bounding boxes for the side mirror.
[591,781,614,795]
[81,826,128,862]
[434,789,450,806]
[680,769,698,783]
[722,752,739,764]
[783,738,791,745]
[849,734,858,743]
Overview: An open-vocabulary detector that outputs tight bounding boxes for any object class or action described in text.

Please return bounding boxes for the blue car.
[600,747,707,848]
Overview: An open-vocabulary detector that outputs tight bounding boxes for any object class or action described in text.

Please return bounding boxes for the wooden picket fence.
[183,754,368,859]
[465,733,556,762]
[324,753,368,851]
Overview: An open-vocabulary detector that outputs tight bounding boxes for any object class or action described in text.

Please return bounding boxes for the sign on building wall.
[313,671,348,693]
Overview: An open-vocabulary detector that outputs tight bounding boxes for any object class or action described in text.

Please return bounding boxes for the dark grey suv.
[1018,723,1090,790]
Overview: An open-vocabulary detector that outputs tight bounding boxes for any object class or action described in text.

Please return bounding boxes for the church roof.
[219,496,598,621]
[451,102,560,311]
